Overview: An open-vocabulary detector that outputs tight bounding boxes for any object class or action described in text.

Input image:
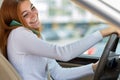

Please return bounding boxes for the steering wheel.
[93,33,119,80]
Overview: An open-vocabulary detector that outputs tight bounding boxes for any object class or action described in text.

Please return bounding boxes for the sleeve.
[48,59,94,80]
[13,28,103,61]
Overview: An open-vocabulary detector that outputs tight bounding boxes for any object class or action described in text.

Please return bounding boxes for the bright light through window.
[101,0,120,12]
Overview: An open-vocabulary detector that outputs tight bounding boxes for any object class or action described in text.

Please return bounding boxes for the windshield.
[31,0,120,59]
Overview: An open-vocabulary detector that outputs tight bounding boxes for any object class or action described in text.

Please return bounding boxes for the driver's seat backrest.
[0,52,22,80]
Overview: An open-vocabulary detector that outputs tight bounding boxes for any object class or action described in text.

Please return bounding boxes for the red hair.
[0,0,41,58]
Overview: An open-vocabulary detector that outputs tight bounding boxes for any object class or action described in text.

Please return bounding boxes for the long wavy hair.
[0,0,41,58]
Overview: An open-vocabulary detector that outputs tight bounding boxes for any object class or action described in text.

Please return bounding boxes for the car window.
[31,0,120,59]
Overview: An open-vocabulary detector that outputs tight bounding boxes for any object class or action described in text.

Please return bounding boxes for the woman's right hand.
[100,25,120,37]
[92,61,99,72]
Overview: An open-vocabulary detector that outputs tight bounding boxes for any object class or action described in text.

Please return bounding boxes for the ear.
[10,20,22,26]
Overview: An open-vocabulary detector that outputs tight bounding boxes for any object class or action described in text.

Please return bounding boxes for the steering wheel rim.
[93,33,119,80]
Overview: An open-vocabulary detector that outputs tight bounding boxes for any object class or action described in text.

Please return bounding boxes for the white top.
[7,27,103,80]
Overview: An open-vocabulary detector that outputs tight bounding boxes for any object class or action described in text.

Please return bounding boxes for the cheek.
[24,18,31,26]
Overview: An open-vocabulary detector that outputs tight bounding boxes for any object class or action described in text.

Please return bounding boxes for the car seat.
[0,52,22,80]
[0,52,53,80]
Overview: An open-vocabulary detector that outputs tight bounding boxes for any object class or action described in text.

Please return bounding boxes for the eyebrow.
[21,3,33,15]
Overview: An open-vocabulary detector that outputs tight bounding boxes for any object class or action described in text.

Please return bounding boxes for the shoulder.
[11,27,31,34]
[9,27,35,37]
[8,27,37,41]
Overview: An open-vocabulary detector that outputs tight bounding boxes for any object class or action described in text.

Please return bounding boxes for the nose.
[30,11,37,19]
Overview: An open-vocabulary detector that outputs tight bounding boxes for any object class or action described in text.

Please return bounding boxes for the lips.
[30,18,38,24]
[29,18,40,29]
[30,18,40,25]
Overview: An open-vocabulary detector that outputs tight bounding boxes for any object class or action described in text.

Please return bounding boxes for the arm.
[11,27,103,61]
[48,59,94,80]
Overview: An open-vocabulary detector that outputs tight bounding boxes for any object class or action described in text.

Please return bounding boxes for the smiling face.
[19,0,40,29]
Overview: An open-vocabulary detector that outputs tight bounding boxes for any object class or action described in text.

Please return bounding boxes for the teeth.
[32,18,37,22]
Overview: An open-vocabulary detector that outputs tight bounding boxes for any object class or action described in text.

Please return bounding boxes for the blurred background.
[31,0,120,59]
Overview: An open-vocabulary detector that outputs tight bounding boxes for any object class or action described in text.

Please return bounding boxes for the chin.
[33,26,40,29]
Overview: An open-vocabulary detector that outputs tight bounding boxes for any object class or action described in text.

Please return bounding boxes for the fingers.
[92,61,99,72]
[109,24,120,37]
[116,27,120,37]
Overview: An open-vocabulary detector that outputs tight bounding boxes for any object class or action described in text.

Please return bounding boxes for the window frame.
[71,0,120,27]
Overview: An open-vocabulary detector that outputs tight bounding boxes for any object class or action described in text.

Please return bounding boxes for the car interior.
[0,0,120,80]
[0,52,21,80]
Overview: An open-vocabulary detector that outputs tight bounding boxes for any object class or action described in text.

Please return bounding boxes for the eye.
[31,6,36,11]
[22,12,29,18]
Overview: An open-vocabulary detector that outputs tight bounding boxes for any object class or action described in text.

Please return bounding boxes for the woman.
[0,0,120,80]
